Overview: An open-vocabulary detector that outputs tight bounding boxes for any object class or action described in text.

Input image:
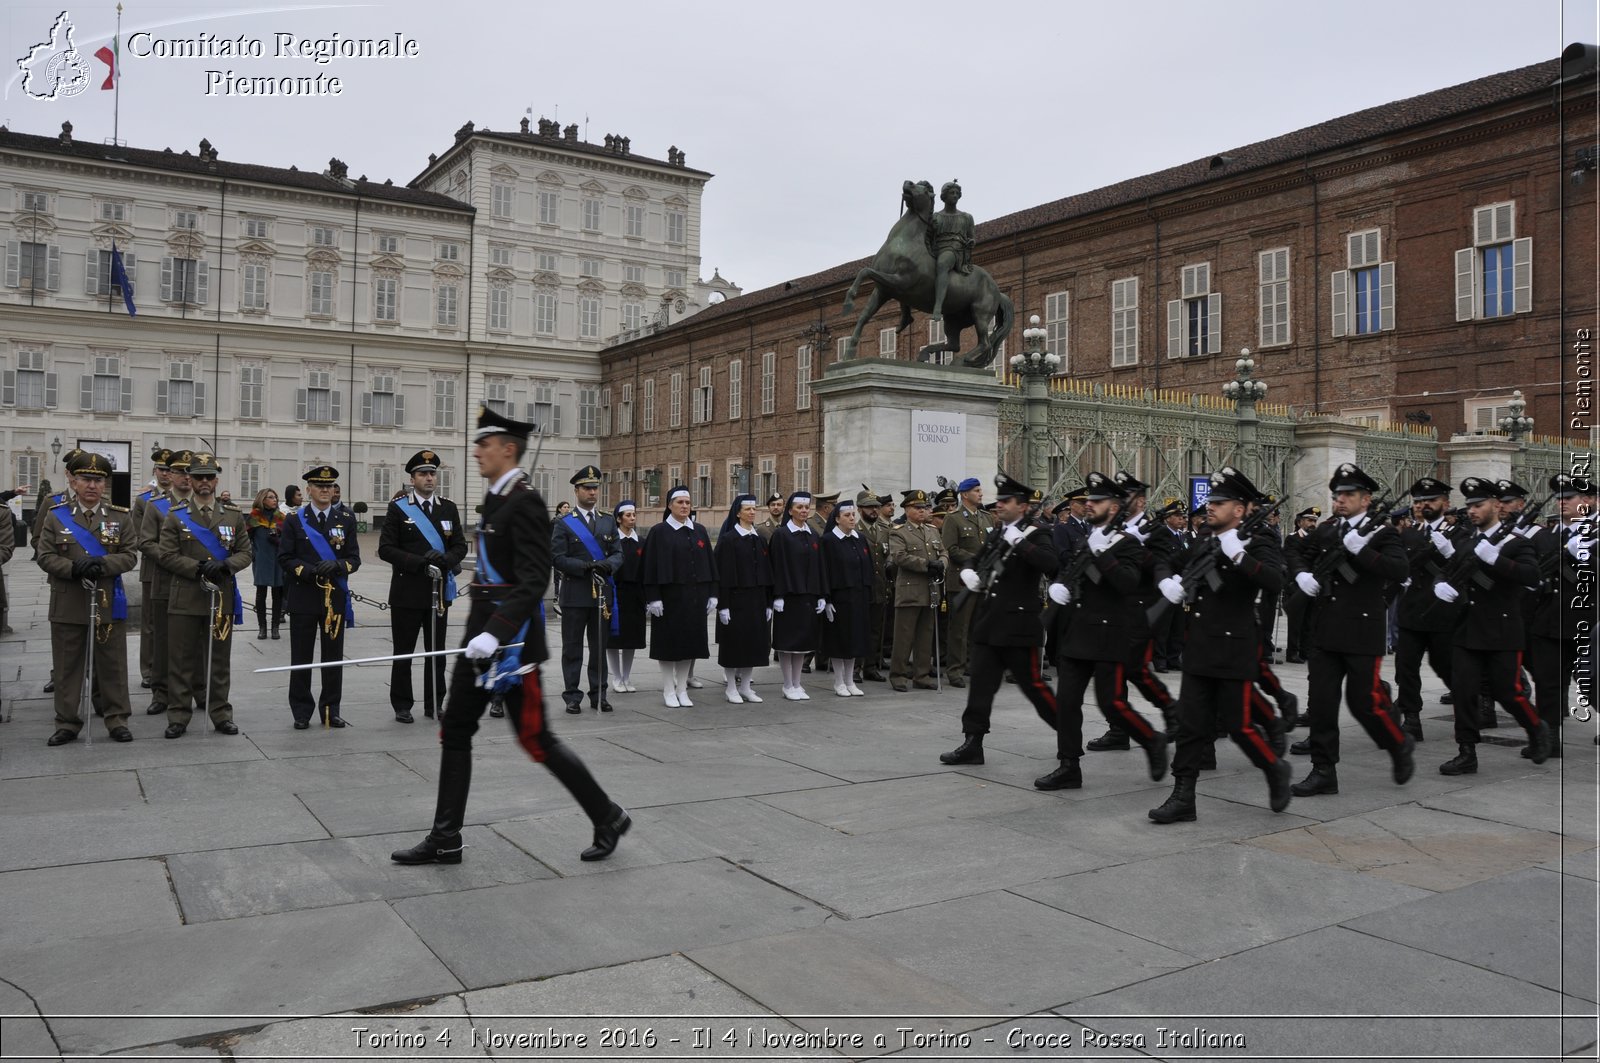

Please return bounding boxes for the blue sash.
[563,512,619,635]
[151,497,171,519]
[172,508,245,622]
[138,489,155,504]
[476,523,539,693]
[393,497,457,603]
[52,506,128,621]
[300,506,355,625]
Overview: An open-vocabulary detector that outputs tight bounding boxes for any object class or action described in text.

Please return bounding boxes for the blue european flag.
[110,241,136,316]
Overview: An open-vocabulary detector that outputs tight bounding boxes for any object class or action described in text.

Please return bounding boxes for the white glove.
[1123,521,1148,543]
[814,598,827,615]
[1568,535,1595,561]
[959,568,980,592]
[1474,537,1502,564]
[772,598,785,613]
[1087,526,1113,554]
[1295,572,1321,597]
[1048,583,1071,605]
[1430,528,1455,558]
[1001,524,1024,546]
[1217,528,1246,558]
[646,600,664,618]
[1343,525,1375,554]
[824,603,836,622]
[1158,575,1185,604]
[718,608,730,625]
[465,632,500,660]
[764,607,773,622]
[706,596,718,616]
[1434,582,1460,603]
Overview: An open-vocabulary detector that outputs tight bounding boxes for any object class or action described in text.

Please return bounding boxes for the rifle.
[1058,504,1132,603]
[948,467,1061,611]
[1147,498,1283,625]
[1305,488,1407,589]
[1436,500,1534,591]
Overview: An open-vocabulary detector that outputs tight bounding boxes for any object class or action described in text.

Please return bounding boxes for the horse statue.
[841,179,1014,368]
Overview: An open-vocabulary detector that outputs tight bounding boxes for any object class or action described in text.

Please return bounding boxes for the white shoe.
[663,689,681,708]
[794,686,811,701]
[783,686,807,701]
[624,680,637,693]
[686,676,705,689]
[847,682,866,696]
[725,686,744,704]
[833,681,852,697]
[739,685,763,703]
[611,677,628,693]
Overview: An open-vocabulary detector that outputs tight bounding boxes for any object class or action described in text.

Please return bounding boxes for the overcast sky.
[4,0,1593,295]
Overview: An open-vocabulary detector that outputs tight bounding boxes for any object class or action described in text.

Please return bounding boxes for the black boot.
[1161,704,1181,741]
[1291,767,1339,796]
[1391,735,1416,785]
[1402,711,1424,743]
[1438,744,1478,775]
[270,619,282,640]
[1276,691,1300,731]
[1145,734,1169,782]
[1087,726,1130,751]
[1034,758,1082,790]
[1264,715,1288,757]
[1477,694,1498,729]
[391,749,472,864]
[1148,775,1198,824]
[1267,759,1293,813]
[580,804,632,861]
[939,735,984,765]
[1524,722,1551,765]
[257,615,268,640]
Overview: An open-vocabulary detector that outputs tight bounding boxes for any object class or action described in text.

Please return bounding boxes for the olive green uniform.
[141,491,192,710]
[941,505,988,683]
[129,486,163,685]
[859,516,892,669]
[158,501,254,727]
[36,502,139,734]
[888,522,947,687]
[756,516,781,542]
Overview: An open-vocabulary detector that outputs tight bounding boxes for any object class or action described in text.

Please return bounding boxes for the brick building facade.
[599,47,1597,509]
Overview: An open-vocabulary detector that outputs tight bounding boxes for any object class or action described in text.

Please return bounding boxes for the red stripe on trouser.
[1110,664,1155,740]
[1239,679,1276,762]
[1136,641,1175,708]
[1256,647,1285,697]
[1507,651,1540,730]
[1251,685,1278,722]
[1030,649,1059,716]
[1369,658,1407,745]
[514,673,547,763]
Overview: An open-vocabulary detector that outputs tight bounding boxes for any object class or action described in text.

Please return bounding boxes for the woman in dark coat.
[640,486,717,707]
[606,500,647,693]
[248,488,286,640]
[820,499,873,696]
[768,491,828,700]
[713,494,774,703]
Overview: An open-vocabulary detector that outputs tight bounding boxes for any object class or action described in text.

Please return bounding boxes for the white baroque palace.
[0,118,738,513]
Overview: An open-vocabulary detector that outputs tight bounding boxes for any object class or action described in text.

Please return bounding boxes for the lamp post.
[50,436,62,465]
[1221,348,1268,481]
[1010,315,1061,492]
[1497,389,1534,442]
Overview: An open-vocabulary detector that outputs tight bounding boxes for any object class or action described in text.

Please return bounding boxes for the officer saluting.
[156,452,252,738]
[550,464,623,714]
[36,451,139,744]
[279,465,362,728]
[379,450,468,723]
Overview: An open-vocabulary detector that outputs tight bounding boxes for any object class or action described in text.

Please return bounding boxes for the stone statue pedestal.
[812,358,1013,494]
[1290,419,1369,516]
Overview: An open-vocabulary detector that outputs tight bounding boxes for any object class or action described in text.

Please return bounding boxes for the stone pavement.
[0,532,1596,1061]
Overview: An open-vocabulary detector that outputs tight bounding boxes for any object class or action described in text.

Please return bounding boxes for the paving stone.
[135,750,421,803]
[392,858,828,988]
[294,775,588,837]
[0,720,264,779]
[830,891,1195,1012]
[755,773,1057,835]
[0,791,328,873]
[165,826,554,922]
[224,996,486,1059]
[1013,843,1428,961]
[0,768,142,814]
[491,795,846,876]
[741,819,1111,918]
[1203,751,1475,819]
[1419,769,1599,842]
[0,858,181,951]
[7,901,462,1055]
[0,979,59,1061]
[1062,925,1594,1058]
[1244,803,1589,892]
[1541,848,1600,881]
[1344,867,1599,1001]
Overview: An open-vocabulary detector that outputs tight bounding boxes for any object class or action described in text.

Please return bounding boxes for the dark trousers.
[1255,644,1288,703]
[1153,606,1184,669]
[1305,648,1408,769]
[147,596,171,705]
[560,605,606,706]
[254,584,285,626]
[959,642,1056,739]
[1284,589,1311,658]
[1449,646,1539,745]
[1172,674,1280,777]
[1129,639,1175,709]
[868,597,889,666]
[439,658,611,826]
[391,605,449,715]
[1054,655,1160,760]
[1394,626,1453,715]
[288,612,346,723]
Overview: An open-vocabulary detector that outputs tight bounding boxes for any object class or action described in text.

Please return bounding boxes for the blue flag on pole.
[110,241,136,316]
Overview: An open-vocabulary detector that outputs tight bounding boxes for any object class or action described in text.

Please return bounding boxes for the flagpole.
[112,4,122,146]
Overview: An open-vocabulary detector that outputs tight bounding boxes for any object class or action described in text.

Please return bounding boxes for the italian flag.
[95,35,118,90]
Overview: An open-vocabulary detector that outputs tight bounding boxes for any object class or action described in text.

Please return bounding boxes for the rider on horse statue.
[928,180,974,323]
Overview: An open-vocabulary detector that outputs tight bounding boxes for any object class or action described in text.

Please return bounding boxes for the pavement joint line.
[482,820,569,878]
[1336,916,1589,1003]
[710,854,857,923]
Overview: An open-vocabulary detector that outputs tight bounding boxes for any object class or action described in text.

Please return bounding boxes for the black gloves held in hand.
[200,559,227,582]
[315,559,344,579]
[71,558,103,580]
[927,558,946,575]
[423,550,446,566]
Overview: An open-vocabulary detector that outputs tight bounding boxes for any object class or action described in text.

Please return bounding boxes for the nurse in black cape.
[820,498,873,697]
[713,494,774,703]
[768,491,828,700]
[639,486,717,707]
[606,500,647,693]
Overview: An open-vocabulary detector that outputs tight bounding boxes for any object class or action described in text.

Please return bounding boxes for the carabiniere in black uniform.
[393,406,629,867]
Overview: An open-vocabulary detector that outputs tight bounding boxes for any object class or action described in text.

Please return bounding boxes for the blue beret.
[956,477,981,493]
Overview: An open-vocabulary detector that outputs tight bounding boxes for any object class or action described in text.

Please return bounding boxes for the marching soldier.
[886,489,947,691]
[1148,467,1293,823]
[1393,478,1459,742]
[393,406,630,866]
[1536,475,1596,748]
[36,451,139,744]
[1281,507,1320,663]
[379,450,468,723]
[131,446,173,689]
[140,449,194,717]
[279,465,362,728]
[939,474,1059,769]
[856,489,891,682]
[1287,463,1414,797]
[940,477,986,688]
[1432,477,1550,773]
[156,452,252,737]
[551,464,623,714]
[756,494,785,541]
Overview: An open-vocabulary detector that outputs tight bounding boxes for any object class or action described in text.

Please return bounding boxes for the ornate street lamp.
[1010,315,1061,493]
[1222,349,1268,480]
[1497,389,1534,442]
[51,436,62,464]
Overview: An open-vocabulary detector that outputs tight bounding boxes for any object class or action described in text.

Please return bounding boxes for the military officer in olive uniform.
[156,452,253,737]
[279,465,362,728]
[140,449,195,717]
[809,492,839,536]
[36,451,140,744]
[856,489,892,681]
[887,489,948,691]
[940,477,987,687]
[131,446,173,689]
[756,494,785,542]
